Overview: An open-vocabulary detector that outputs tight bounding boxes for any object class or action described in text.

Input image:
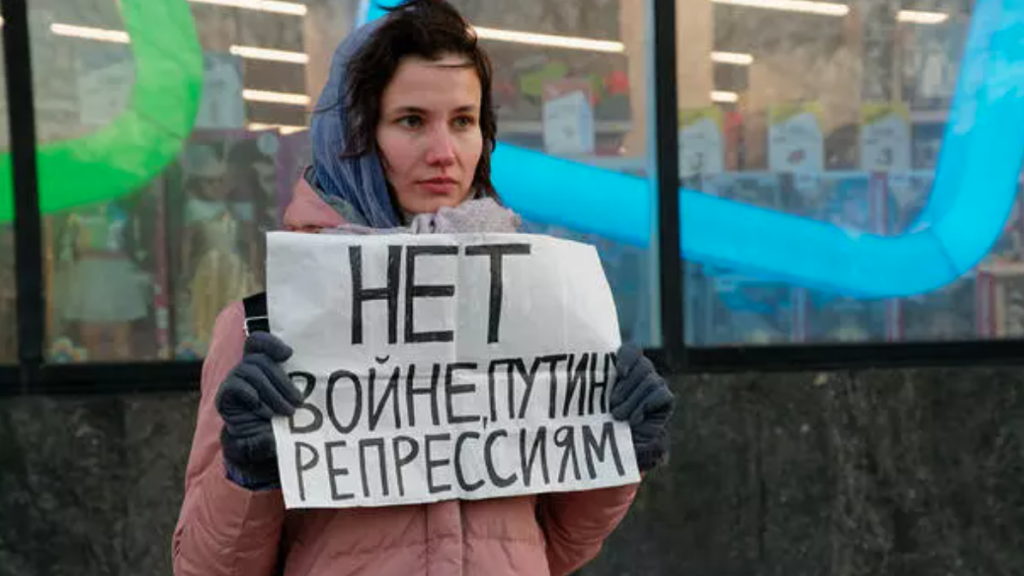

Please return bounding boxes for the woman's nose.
[424,128,456,166]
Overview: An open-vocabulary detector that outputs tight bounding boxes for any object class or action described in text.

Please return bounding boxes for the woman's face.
[376,53,483,215]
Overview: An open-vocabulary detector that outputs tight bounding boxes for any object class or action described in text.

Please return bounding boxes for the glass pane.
[27,0,348,361]
[680,0,1002,345]
[30,0,658,362]
[450,0,659,346]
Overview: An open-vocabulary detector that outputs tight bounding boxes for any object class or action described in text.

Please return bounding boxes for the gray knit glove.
[611,344,675,472]
[215,332,302,490]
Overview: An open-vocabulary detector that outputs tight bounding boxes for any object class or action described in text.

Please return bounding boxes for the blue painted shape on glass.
[361,0,1024,298]
[361,0,401,22]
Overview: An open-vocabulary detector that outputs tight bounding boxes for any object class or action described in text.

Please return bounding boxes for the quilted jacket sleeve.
[538,482,640,576]
[172,303,286,576]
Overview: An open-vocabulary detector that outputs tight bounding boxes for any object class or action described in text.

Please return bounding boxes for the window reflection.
[681,0,996,345]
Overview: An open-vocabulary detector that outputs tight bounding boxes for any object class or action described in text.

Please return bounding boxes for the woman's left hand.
[611,344,675,472]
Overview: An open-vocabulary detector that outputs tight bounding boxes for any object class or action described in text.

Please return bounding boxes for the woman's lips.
[418,178,459,195]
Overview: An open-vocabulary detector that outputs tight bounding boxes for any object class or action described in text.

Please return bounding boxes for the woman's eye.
[453,116,477,130]
[397,116,423,129]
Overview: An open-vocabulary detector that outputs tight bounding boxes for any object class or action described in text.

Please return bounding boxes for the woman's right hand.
[215,332,303,490]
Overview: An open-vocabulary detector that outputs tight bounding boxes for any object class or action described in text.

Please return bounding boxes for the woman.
[173,2,674,575]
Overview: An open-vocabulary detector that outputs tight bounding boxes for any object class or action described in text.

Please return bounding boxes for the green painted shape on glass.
[0,0,203,222]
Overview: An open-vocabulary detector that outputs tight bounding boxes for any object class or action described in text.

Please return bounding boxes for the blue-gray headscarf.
[309,18,400,229]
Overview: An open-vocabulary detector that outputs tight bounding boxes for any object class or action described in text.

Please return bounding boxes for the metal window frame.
[0,0,204,396]
[2,0,1024,397]
[3,0,43,394]
[650,0,685,372]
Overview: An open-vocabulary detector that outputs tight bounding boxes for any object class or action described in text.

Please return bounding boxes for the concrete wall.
[4,366,1023,575]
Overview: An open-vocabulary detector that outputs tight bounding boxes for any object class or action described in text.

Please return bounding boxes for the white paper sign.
[268,233,639,509]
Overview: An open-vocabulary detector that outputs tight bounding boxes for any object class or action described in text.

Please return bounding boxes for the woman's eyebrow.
[389,106,428,116]
[389,105,478,115]
[431,61,472,69]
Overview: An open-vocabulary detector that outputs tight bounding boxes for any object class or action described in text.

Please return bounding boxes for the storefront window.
[27,0,658,362]
[678,0,1006,345]
[449,0,659,345]
[26,0,323,361]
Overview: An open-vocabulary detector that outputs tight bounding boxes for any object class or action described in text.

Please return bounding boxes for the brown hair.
[343,0,498,200]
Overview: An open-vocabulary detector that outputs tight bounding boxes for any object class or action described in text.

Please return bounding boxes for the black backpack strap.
[242,292,270,336]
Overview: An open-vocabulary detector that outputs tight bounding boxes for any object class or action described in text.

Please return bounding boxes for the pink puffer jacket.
[172,179,641,576]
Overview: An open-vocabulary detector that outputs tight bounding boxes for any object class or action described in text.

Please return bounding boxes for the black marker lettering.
[582,421,625,478]
[520,427,550,487]
[554,425,581,482]
[349,245,401,345]
[288,371,323,434]
[325,440,354,501]
[465,243,531,343]
[425,433,453,494]
[445,363,480,424]
[454,431,484,492]
[486,359,507,423]
[506,361,516,420]
[368,362,401,432]
[295,441,320,503]
[358,438,389,498]
[405,363,440,427]
[564,354,589,418]
[511,357,543,420]
[392,436,419,497]
[405,245,458,343]
[541,354,569,419]
[327,369,362,433]
[484,429,518,488]
[588,352,613,415]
